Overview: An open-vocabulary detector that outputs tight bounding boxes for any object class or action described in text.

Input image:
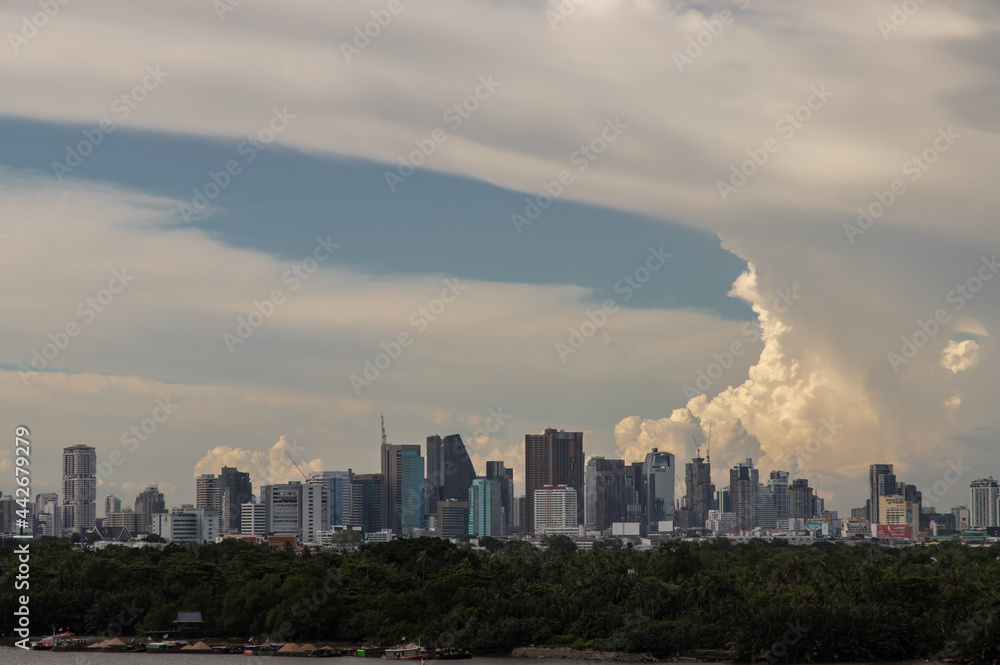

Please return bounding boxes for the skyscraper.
[350,473,383,534]
[729,458,759,531]
[969,478,999,528]
[869,464,897,525]
[534,485,578,535]
[585,457,627,532]
[219,466,253,533]
[789,478,814,519]
[62,445,96,536]
[486,461,514,529]
[134,485,166,533]
[625,461,646,525]
[524,428,584,534]
[196,473,230,533]
[379,417,426,533]
[767,471,790,521]
[260,481,330,542]
[468,478,504,537]
[644,449,675,532]
[426,434,477,518]
[684,455,715,529]
[308,470,353,526]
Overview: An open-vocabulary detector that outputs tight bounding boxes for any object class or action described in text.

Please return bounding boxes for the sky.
[1,0,999,517]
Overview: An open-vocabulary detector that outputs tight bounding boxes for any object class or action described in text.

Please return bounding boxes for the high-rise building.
[756,485,777,528]
[219,466,253,534]
[260,481,329,543]
[379,419,425,533]
[349,473,383,535]
[514,495,527,533]
[134,485,166,534]
[196,474,231,533]
[716,487,732,513]
[869,464,897,525]
[104,494,122,517]
[767,471,790,521]
[585,457,627,532]
[625,461,646,525]
[524,428,584,534]
[789,478,814,519]
[534,485,578,535]
[486,461,514,529]
[62,445,97,536]
[437,499,469,538]
[241,502,266,535]
[426,434,477,518]
[969,478,1000,528]
[644,449,675,531]
[730,459,759,531]
[684,455,715,529]
[468,478,504,537]
[35,493,59,537]
[308,470,352,526]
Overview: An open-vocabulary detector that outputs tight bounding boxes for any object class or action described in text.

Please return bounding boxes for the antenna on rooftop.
[707,421,712,464]
[381,414,387,446]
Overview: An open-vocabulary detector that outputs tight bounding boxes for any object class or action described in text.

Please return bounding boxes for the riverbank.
[510,647,658,661]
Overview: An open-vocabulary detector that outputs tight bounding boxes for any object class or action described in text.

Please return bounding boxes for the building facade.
[426,434,477,519]
[534,485,578,535]
[969,478,1000,528]
[349,473,383,535]
[585,457,627,532]
[644,449,676,532]
[729,459,759,531]
[308,470,352,526]
[437,499,469,538]
[153,508,219,543]
[35,493,59,537]
[468,478,504,537]
[62,445,97,536]
[219,466,253,534]
[134,485,166,534]
[869,463,897,525]
[524,429,584,534]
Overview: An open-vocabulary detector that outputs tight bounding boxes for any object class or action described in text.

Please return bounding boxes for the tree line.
[2,536,1000,663]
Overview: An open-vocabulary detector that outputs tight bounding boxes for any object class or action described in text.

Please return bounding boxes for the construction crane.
[285,448,309,482]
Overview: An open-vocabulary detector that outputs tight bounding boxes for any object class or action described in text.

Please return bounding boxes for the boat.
[383,646,427,660]
[147,640,189,651]
[32,632,93,651]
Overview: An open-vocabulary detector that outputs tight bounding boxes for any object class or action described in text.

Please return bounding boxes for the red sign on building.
[876,524,911,538]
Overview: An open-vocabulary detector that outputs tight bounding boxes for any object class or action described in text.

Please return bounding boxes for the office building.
[705,510,737,535]
[219,466,253,533]
[153,507,219,544]
[644,449,676,531]
[514,495,526,533]
[524,428,584,534]
[730,459,759,531]
[379,420,425,533]
[684,455,715,529]
[585,457,627,532]
[62,445,97,536]
[426,434,477,518]
[468,478,504,537]
[134,485,166,534]
[869,464,897,525]
[241,502,267,536]
[308,470,352,526]
[349,473,383,535]
[196,473,231,533]
[756,485,777,528]
[767,471,790,521]
[437,499,469,538]
[970,478,1000,528]
[486,461,515,529]
[625,461,646,525]
[953,505,971,531]
[534,485,578,535]
[789,479,815,519]
[260,481,330,543]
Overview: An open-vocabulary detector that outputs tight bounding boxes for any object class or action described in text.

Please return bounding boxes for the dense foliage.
[3,537,1000,663]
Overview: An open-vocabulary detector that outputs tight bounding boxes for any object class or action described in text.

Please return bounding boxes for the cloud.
[194,436,324,491]
[941,339,981,374]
